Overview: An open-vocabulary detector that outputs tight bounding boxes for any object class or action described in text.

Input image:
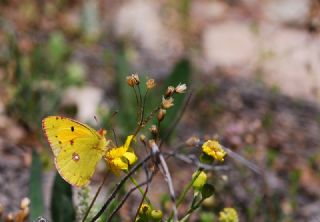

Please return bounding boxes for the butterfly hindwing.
[42,116,107,186]
[55,136,105,186]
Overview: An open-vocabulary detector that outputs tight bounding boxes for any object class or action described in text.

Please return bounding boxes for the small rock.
[114,0,183,75]
[191,1,229,27]
[62,86,104,124]
[263,0,311,25]
[202,21,258,74]
[260,25,320,102]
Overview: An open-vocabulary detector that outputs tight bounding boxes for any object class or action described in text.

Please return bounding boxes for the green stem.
[178,170,201,206]
[129,176,153,207]
[179,194,205,222]
[82,174,107,222]
[168,169,201,220]
[133,86,141,121]
[139,89,149,125]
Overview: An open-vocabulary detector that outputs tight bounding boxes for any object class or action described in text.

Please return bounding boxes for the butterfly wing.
[42,116,107,187]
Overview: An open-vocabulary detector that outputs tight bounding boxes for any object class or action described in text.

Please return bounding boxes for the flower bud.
[175,83,187,93]
[192,171,207,190]
[150,210,163,221]
[20,197,30,209]
[162,96,174,109]
[165,86,175,98]
[5,213,14,222]
[139,203,152,216]
[157,109,166,122]
[185,135,200,147]
[126,73,140,87]
[140,134,146,144]
[149,125,158,135]
[146,79,156,89]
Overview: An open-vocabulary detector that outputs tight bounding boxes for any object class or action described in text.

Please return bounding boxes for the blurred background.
[1,0,320,221]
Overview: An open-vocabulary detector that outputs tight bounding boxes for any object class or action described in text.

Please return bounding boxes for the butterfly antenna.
[110,111,119,146]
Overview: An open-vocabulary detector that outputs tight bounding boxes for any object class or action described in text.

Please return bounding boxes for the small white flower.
[162,96,174,109]
[175,83,187,93]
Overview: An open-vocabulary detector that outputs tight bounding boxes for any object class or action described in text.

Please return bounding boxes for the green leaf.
[201,184,215,199]
[66,61,86,85]
[47,32,68,65]
[51,172,75,222]
[159,58,191,139]
[29,151,44,221]
[199,153,214,165]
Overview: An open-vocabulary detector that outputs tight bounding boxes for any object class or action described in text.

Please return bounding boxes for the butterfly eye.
[71,126,75,132]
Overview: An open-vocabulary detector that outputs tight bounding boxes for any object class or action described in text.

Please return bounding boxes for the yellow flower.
[104,135,137,175]
[219,208,239,222]
[202,140,226,162]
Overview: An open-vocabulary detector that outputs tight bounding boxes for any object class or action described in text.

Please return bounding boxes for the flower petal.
[113,158,128,170]
[124,135,134,150]
[106,146,126,159]
[123,151,137,165]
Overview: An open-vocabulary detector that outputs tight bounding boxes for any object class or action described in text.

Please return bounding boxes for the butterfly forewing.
[42,116,107,186]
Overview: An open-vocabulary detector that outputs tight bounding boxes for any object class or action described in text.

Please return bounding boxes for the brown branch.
[151,142,178,221]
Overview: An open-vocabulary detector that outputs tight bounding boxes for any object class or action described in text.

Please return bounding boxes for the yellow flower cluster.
[202,140,226,162]
[104,135,137,175]
[219,208,239,222]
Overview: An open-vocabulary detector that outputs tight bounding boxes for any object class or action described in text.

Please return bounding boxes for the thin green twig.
[82,174,107,222]
[129,176,152,206]
[168,169,201,220]
[90,154,153,222]
[106,172,155,222]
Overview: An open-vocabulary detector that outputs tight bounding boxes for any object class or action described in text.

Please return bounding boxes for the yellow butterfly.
[42,116,109,187]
